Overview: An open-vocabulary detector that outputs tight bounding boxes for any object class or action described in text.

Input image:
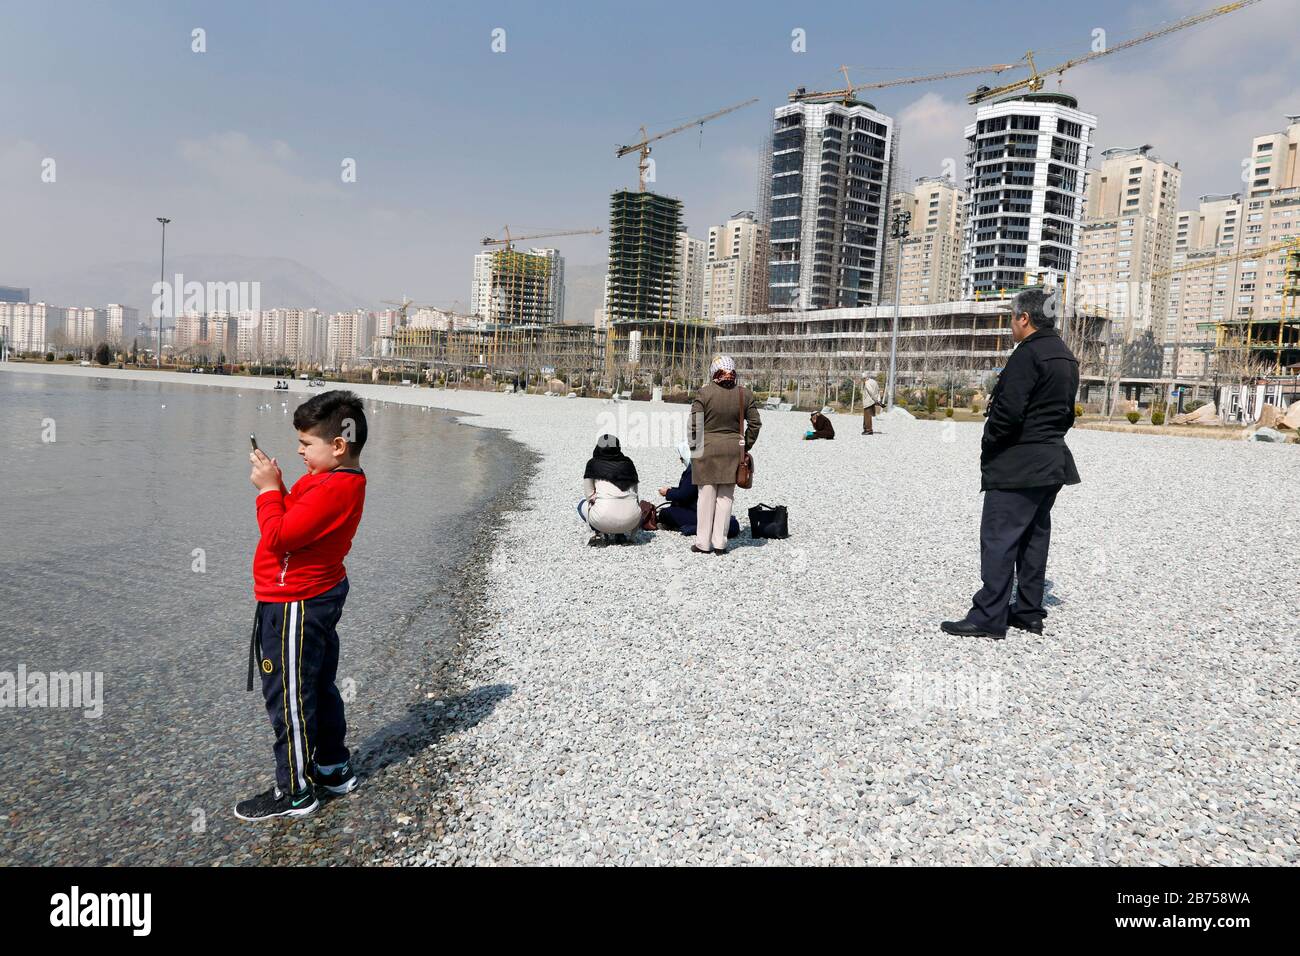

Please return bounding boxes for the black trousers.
[968,485,1061,634]
[249,578,351,794]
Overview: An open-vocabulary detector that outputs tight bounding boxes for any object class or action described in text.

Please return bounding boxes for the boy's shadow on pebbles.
[256,684,513,864]
[358,683,514,776]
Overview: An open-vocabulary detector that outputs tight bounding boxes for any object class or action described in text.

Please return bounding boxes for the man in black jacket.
[942,287,1081,640]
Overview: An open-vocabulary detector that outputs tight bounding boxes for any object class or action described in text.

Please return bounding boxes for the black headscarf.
[583,434,638,491]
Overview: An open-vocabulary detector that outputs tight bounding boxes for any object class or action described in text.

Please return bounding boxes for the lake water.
[0,371,524,863]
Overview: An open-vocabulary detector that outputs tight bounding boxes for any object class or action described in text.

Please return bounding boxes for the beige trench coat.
[688,382,762,486]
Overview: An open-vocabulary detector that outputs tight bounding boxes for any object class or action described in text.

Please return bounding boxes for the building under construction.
[391,321,604,389]
[483,247,555,325]
[1214,241,1300,375]
[604,316,716,394]
[606,190,681,321]
[602,188,715,389]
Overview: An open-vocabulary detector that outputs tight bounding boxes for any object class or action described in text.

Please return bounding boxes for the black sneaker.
[234,785,319,821]
[311,761,359,796]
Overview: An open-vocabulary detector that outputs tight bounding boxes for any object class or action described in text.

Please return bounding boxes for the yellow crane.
[968,0,1261,104]
[481,226,603,250]
[380,297,451,328]
[617,98,759,192]
[790,62,1020,104]
[1153,237,1298,280]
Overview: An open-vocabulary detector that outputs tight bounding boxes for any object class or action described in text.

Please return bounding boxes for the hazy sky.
[3,0,1296,308]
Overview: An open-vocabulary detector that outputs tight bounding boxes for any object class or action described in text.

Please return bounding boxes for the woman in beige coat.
[687,355,761,555]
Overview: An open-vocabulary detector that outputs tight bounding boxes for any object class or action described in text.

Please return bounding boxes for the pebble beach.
[5,364,1298,866]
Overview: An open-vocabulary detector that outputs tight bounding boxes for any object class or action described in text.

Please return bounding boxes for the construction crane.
[790,62,1019,104]
[481,226,602,250]
[617,98,759,192]
[380,297,453,328]
[1152,236,1298,280]
[968,0,1260,104]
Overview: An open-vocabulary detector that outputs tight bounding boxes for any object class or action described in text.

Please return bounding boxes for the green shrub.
[45,352,54,362]
[945,407,954,418]
[1074,403,1084,418]
[926,389,938,414]
[1151,410,1165,426]
[970,402,981,414]
[1125,411,1140,424]
[1185,399,1205,413]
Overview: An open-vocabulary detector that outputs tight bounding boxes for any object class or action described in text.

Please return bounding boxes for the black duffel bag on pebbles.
[748,503,789,539]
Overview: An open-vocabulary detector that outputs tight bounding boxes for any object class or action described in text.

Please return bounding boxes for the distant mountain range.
[20,255,376,322]
[563,262,606,325]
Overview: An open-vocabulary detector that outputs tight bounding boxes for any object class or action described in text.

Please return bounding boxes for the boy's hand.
[249,449,282,492]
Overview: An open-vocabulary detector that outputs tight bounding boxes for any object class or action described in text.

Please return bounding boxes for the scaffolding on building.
[606,190,682,326]
[604,317,716,395]
[391,322,606,391]
[1215,241,1300,374]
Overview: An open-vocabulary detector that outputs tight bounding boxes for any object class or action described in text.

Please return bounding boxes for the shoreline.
[5,362,1297,866]
[0,362,541,865]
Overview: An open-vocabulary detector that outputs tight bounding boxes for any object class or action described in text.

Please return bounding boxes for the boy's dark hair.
[293,390,368,454]
[1011,286,1058,330]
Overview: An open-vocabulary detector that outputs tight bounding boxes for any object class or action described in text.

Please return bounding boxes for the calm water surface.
[0,372,520,863]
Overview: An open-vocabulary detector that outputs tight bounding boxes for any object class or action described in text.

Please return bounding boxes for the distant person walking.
[862,375,884,435]
[942,288,1081,640]
[688,355,761,555]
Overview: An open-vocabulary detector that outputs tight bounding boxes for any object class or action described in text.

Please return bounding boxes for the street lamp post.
[156,217,171,367]
[885,210,911,411]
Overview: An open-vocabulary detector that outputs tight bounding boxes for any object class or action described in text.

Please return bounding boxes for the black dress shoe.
[940,619,1005,640]
[712,546,728,556]
[1007,615,1043,635]
[690,545,712,554]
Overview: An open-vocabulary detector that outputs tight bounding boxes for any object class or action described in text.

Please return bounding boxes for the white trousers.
[695,483,735,551]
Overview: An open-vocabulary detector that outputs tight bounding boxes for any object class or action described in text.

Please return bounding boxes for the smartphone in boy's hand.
[249,447,281,492]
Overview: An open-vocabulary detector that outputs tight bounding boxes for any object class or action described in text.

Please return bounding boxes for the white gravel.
[391,387,1299,866]
[10,366,1298,865]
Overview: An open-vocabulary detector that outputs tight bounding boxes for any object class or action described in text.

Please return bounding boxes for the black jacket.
[980,327,1081,491]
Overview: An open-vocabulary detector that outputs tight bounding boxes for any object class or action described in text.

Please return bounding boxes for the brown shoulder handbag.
[736,385,754,489]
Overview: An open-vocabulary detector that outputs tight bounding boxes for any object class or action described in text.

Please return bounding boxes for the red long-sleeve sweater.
[252,467,366,602]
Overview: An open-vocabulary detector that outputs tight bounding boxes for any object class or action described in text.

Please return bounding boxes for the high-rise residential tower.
[1077,145,1181,353]
[703,210,769,318]
[766,98,896,312]
[1165,193,1244,378]
[104,304,139,346]
[962,91,1096,296]
[672,229,705,320]
[1231,116,1300,370]
[885,176,966,306]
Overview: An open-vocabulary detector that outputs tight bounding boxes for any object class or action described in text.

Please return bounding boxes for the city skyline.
[2,0,1295,312]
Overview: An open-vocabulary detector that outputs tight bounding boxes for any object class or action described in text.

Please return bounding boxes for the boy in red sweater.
[236,390,368,821]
